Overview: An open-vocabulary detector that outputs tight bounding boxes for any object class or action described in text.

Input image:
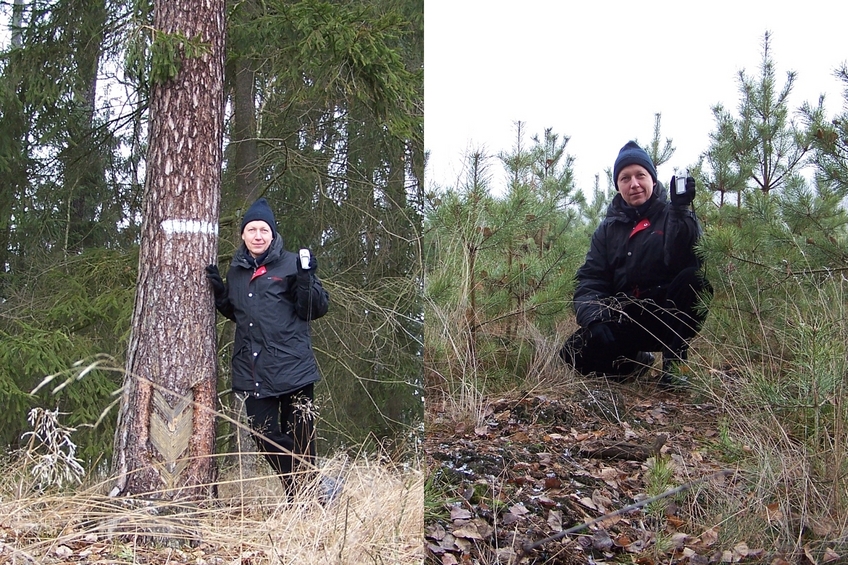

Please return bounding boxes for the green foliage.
[229,0,421,141]
[644,454,675,517]
[0,0,142,267]
[698,177,848,359]
[702,103,753,206]
[124,0,213,86]
[425,127,590,399]
[702,32,810,198]
[424,468,458,522]
[801,63,848,197]
[644,113,676,170]
[0,249,136,464]
[708,418,747,463]
[123,0,153,85]
[148,30,211,85]
[218,0,424,455]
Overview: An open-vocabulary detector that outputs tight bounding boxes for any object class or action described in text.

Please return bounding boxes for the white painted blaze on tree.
[160,219,218,236]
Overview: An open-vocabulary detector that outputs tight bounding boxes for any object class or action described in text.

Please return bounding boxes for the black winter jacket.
[216,236,329,397]
[573,183,703,328]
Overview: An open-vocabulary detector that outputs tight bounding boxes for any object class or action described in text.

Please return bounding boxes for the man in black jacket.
[205,198,329,494]
[560,141,710,387]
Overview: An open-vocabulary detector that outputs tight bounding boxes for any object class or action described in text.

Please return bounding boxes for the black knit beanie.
[612,141,657,190]
[240,198,277,239]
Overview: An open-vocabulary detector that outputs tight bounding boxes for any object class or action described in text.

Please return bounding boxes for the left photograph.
[0,0,423,562]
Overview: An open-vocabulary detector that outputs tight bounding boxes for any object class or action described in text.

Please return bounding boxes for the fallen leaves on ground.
[425,383,771,564]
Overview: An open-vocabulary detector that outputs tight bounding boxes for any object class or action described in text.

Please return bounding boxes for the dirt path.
[424,381,757,564]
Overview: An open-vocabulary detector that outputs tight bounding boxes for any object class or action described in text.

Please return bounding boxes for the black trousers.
[244,383,316,494]
[561,267,711,376]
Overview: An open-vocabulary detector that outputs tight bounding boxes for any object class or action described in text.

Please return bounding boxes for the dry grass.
[0,453,424,564]
[689,362,848,555]
[671,302,848,559]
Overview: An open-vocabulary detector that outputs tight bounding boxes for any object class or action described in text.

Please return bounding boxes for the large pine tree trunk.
[233,57,260,203]
[63,0,107,255]
[111,0,225,499]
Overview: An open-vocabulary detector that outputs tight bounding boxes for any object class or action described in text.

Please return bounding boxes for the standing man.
[206,198,329,494]
[560,141,710,387]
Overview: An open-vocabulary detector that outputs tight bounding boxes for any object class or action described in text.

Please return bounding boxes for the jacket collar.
[232,234,284,269]
[607,182,669,222]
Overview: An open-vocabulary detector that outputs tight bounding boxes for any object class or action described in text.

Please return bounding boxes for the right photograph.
[424,2,848,563]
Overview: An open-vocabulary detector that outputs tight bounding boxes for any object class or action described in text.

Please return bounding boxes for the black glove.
[669,175,696,207]
[205,264,227,301]
[587,321,615,347]
[296,250,317,288]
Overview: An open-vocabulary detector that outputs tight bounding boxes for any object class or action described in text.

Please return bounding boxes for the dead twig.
[577,433,668,461]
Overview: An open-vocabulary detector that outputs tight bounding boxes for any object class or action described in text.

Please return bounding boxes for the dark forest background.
[0,0,424,467]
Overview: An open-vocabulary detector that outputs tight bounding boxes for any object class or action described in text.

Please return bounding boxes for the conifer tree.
[425,125,586,392]
[696,38,848,488]
[580,173,614,227]
[0,0,140,462]
[645,113,676,170]
[706,32,810,197]
[702,105,753,208]
[800,63,848,197]
[424,149,494,390]
[111,0,225,499]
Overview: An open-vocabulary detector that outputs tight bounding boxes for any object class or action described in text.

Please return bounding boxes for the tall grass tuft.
[690,263,848,556]
[2,367,424,564]
[0,450,423,563]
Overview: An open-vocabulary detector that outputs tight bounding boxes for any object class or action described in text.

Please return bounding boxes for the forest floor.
[0,455,424,564]
[424,374,790,565]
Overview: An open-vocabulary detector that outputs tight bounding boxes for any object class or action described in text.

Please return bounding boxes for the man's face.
[616,164,654,207]
[242,220,273,257]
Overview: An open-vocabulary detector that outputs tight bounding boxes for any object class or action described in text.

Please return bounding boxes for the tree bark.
[232,56,260,203]
[111,0,225,499]
[63,0,107,255]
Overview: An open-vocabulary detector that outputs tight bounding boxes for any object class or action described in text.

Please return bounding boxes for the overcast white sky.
[424,1,848,195]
